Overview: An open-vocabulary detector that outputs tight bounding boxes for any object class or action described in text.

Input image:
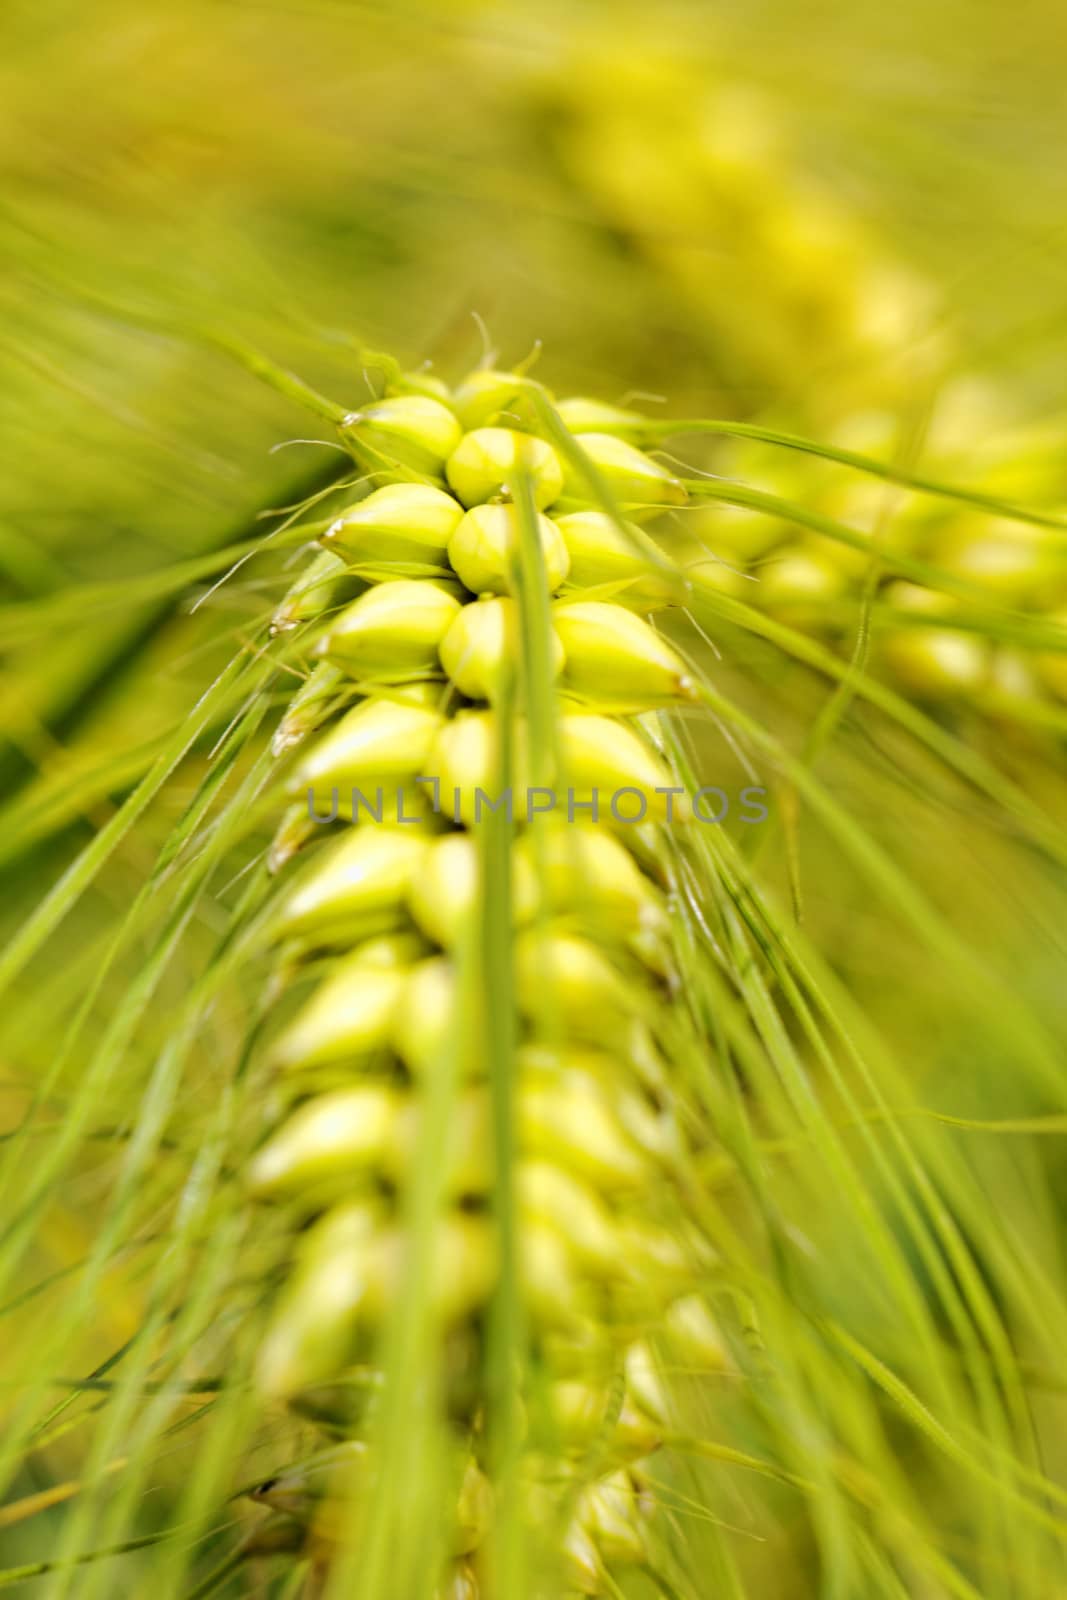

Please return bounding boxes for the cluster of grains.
[684,407,1067,717]
[539,43,945,419]
[248,372,727,1596]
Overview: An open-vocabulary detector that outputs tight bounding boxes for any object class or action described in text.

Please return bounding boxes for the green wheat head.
[144,353,1066,1600]
[236,373,743,1599]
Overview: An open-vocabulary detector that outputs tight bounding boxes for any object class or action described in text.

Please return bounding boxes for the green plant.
[238,374,726,1598]
[3,341,1067,1600]
[190,356,1067,1598]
